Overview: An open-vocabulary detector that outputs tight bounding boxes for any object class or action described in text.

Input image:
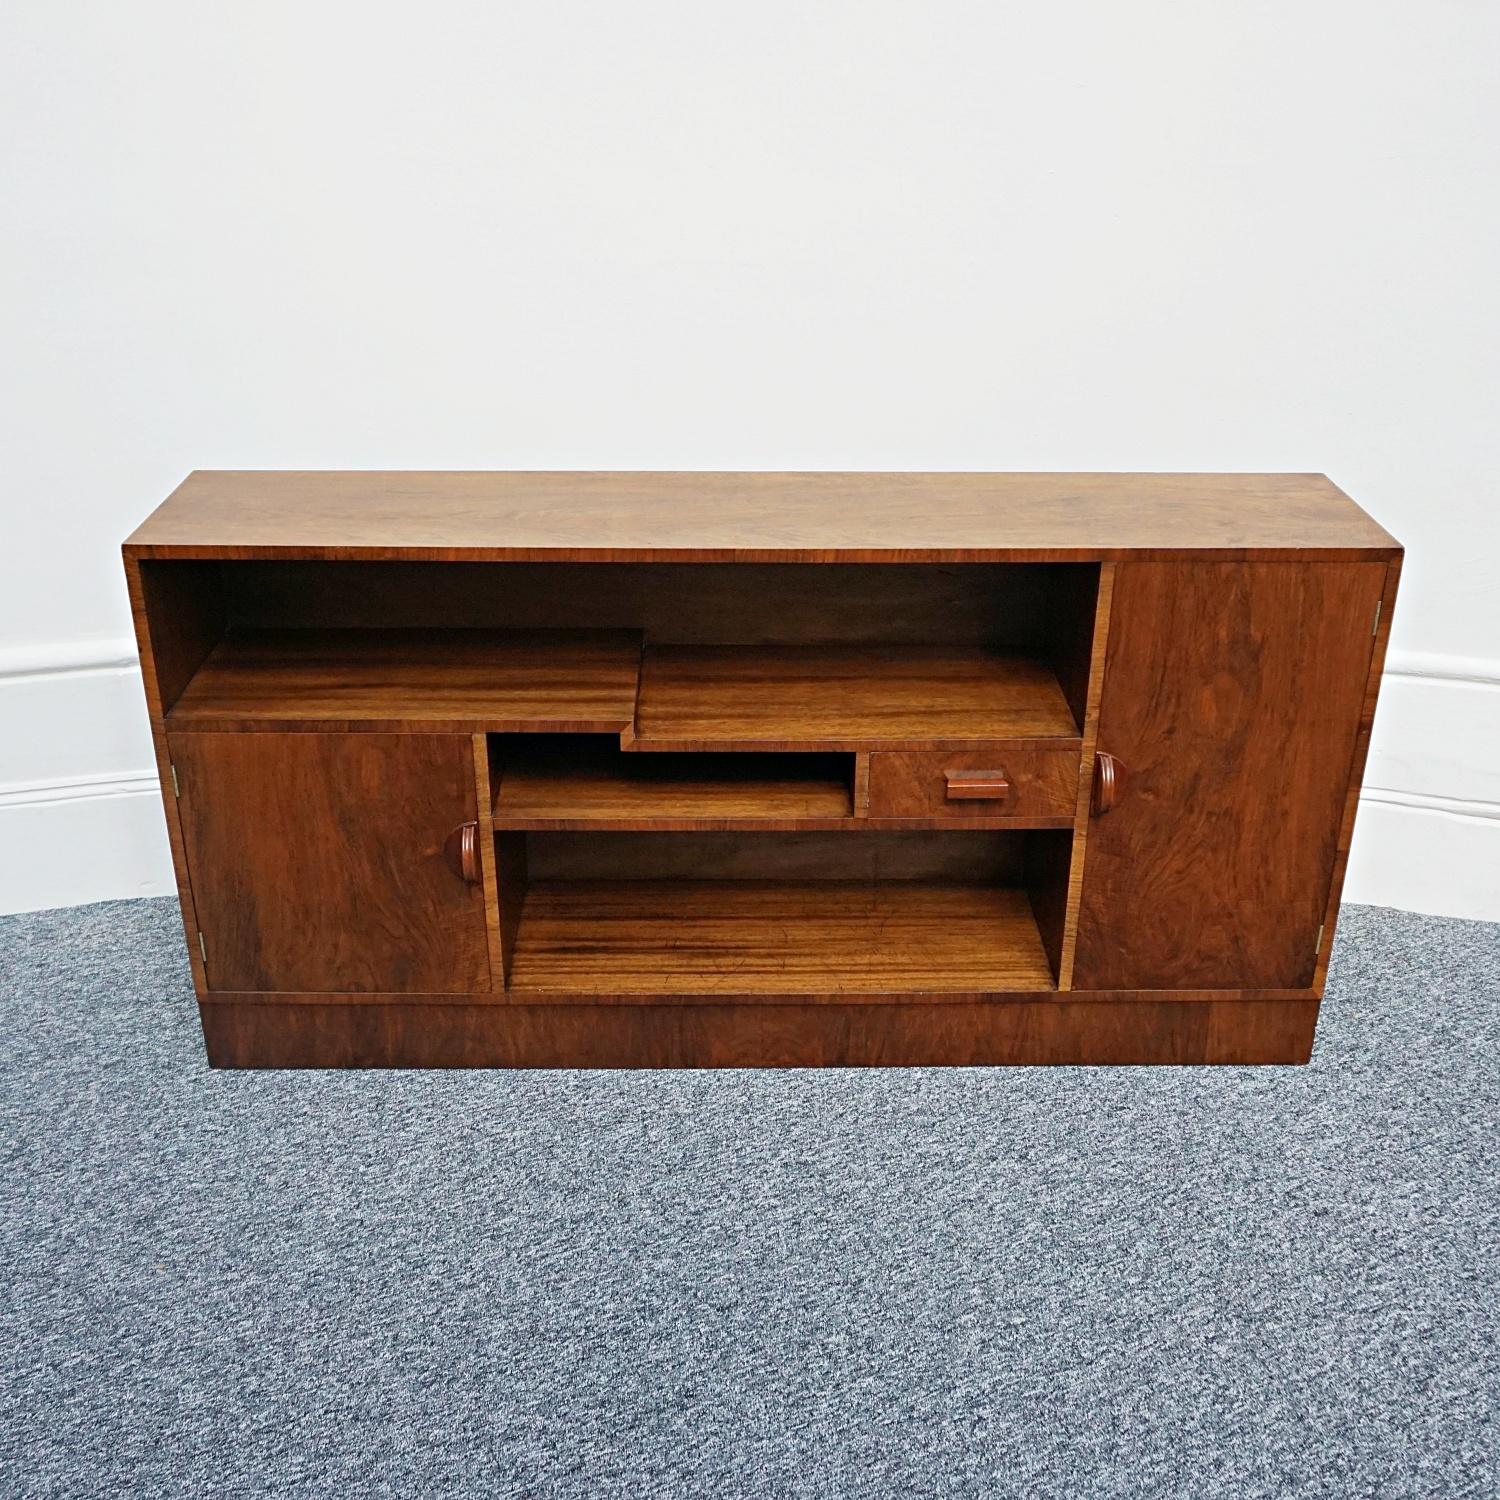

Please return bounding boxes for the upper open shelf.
[164,630,1081,746]
[628,644,1079,750]
[166,628,641,734]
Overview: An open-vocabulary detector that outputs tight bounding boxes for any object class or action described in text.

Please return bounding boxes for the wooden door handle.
[1092,752,1124,815]
[443,821,480,883]
[945,768,1010,801]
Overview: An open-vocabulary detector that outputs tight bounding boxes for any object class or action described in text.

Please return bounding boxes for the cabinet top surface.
[125,470,1400,561]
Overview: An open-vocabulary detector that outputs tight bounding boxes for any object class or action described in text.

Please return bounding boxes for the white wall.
[2,1,1496,918]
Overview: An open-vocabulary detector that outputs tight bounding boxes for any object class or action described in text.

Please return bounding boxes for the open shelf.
[166,628,642,733]
[506,881,1055,997]
[496,738,853,829]
[630,644,1080,750]
[162,624,1081,752]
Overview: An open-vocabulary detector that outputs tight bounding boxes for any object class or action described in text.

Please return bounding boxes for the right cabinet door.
[1073,560,1387,991]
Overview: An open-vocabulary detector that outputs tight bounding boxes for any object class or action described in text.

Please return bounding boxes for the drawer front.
[867,746,1079,822]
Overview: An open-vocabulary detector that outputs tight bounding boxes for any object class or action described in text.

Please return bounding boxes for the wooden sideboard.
[123,472,1401,1068]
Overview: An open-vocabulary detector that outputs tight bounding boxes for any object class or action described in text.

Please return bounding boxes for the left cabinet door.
[168,732,492,994]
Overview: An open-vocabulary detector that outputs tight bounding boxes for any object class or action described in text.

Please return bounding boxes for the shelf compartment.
[496,737,853,829]
[506,880,1054,997]
[166,628,642,732]
[629,644,1080,751]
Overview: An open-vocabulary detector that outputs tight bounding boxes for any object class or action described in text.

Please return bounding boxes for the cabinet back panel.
[221,562,1089,647]
[524,830,1026,883]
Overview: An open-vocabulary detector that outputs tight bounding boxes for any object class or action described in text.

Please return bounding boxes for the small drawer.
[866,746,1079,822]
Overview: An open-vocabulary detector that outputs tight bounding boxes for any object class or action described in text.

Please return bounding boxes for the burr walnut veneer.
[124,472,1401,1069]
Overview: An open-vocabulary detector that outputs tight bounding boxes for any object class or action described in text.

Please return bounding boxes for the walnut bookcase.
[124,472,1401,1068]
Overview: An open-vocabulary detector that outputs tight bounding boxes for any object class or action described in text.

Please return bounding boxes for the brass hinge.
[197,931,207,963]
[1315,922,1325,956]
[170,764,180,798]
[1372,600,1382,636]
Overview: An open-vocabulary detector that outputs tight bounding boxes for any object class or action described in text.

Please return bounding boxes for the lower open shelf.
[505,880,1055,997]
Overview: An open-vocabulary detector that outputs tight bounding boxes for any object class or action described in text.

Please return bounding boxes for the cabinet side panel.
[1313,557,1401,989]
[125,556,214,991]
[1056,561,1116,988]
[1047,563,1102,728]
[471,734,506,991]
[130,560,225,715]
[1073,561,1385,991]
[171,732,491,994]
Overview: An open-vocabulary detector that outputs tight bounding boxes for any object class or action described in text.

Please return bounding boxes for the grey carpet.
[2,900,1497,1499]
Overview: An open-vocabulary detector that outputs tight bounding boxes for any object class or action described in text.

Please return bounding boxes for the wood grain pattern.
[126,472,1400,561]
[1314,556,1402,989]
[170,732,491,993]
[198,997,1322,1067]
[129,559,226,716]
[506,881,1055,996]
[866,746,1077,823]
[1047,564,1103,729]
[494,743,1055,830]
[198,983,1318,1008]
[631,645,1080,751]
[523,830,1025,884]
[1024,831,1072,984]
[1072,561,1386,990]
[147,719,210,993]
[496,831,528,988]
[224,561,1056,646]
[167,628,642,733]
[1057,562,1116,989]
[496,740,853,828]
[124,557,210,992]
[122,472,1399,1069]
[471,735,505,991]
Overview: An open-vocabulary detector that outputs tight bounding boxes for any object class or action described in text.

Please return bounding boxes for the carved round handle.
[1092,752,1124,815]
[443,821,480,883]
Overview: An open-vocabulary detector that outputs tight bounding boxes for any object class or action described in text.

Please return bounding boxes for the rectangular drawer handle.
[944,768,1010,801]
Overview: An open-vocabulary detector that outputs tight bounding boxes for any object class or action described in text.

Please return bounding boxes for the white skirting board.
[0,642,178,914]
[1343,794,1500,923]
[0,639,1496,921]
